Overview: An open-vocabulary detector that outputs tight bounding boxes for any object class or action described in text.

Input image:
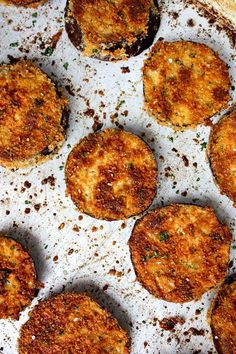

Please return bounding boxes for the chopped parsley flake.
[42,47,54,56]
[159,231,169,242]
[200,142,207,150]
[32,12,38,17]
[10,42,19,48]
[63,62,69,70]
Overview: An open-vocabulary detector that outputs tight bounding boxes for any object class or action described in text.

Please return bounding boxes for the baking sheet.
[0,0,235,353]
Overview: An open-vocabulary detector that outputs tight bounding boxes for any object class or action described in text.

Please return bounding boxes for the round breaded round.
[0,60,68,169]
[0,0,47,7]
[65,0,160,61]
[143,41,230,128]
[19,292,130,354]
[209,274,236,354]
[129,204,232,303]
[209,109,236,205]
[0,234,40,320]
[65,128,157,221]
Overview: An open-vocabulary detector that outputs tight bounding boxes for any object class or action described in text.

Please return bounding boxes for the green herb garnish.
[159,231,169,242]
[10,42,19,48]
[42,47,54,56]
[63,62,69,70]
[200,142,207,150]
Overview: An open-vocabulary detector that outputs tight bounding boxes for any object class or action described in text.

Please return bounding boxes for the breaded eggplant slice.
[0,0,47,7]
[65,128,157,221]
[65,0,160,61]
[209,109,236,205]
[0,60,68,169]
[19,292,130,354]
[0,234,41,320]
[143,41,230,129]
[209,273,236,354]
[129,204,232,303]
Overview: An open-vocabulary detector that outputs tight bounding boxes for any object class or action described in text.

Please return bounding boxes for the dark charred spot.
[61,108,69,131]
[187,18,195,27]
[159,316,185,331]
[188,327,205,336]
[34,98,44,108]
[41,175,56,187]
[182,155,189,167]
[40,147,52,156]
[213,87,228,101]
[179,67,191,83]
[0,269,12,285]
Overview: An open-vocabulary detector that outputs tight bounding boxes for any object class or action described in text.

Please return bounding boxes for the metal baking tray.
[0,0,235,353]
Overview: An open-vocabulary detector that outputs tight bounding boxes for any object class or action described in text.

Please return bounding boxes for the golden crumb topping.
[129,204,232,302]
[209,274,236,354]
[19,292,130,354]
[0,235,40,320]
[209,109,236,205]
[0,0,47,7]
[0,60,67,169]
[65,0,159,60]
[143,41,230,128]
[65,128,157,220]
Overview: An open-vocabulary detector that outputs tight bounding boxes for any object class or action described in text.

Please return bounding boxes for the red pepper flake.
[25,208,31,214]
[92,226,98,232]
[121,222,126,229]
[103,284,109,291]
[78,215,83,221]
[34,203,41,212]
[68,249,74,255]
[53,255,59,263]
[24,181,31,188]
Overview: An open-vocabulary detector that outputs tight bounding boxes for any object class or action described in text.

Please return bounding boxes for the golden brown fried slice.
[209,274,236,354]
[129,204,232,302]
[0,235,41,320]
[143,41,230,129]
[0,60,68,169]
[65,0,160,61]
[0,0,47,7]
[209,109,236,205]
[65,128,157,220]
[19,292,130,354]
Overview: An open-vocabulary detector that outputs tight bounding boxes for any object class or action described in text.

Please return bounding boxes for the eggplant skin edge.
[208,273,236,354]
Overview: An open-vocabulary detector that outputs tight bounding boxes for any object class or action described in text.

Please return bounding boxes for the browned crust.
[143,41,231,129]
[0,60,68,169]
[0,0,47,7]
[209,108,236,205]
[65,128,157,221]
[18,292,130,354]
[129,204,232,303]
[64,0,160,61]
[0,234,42,320]
[208,273,236,354]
